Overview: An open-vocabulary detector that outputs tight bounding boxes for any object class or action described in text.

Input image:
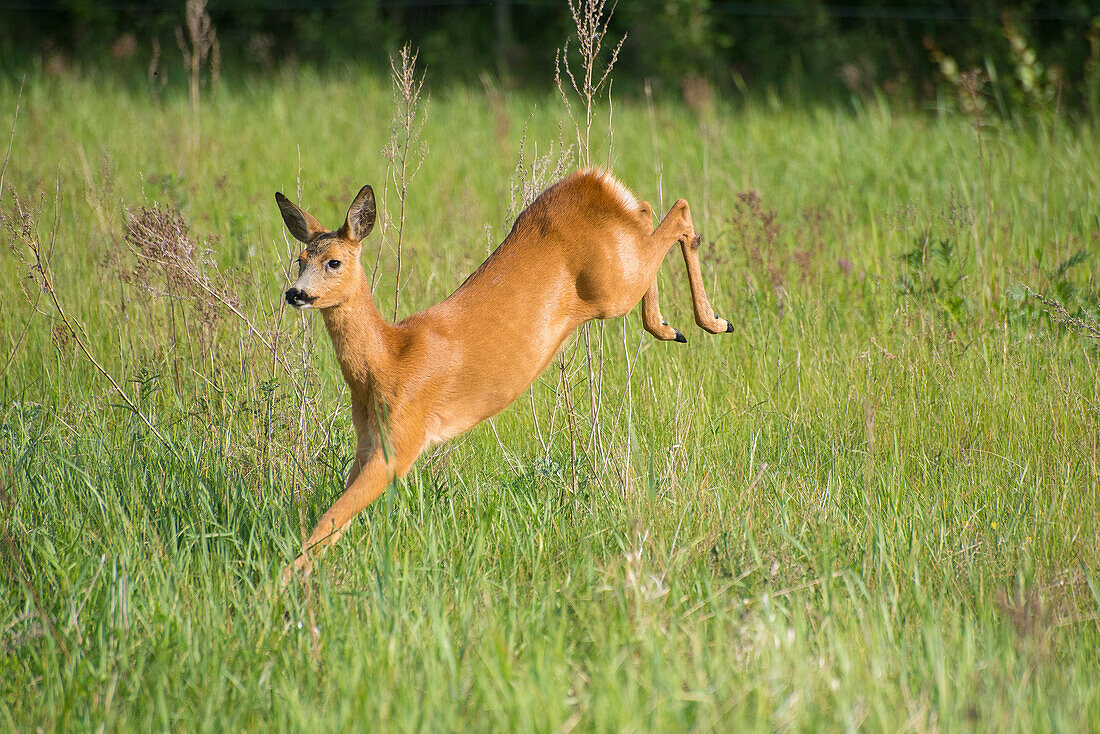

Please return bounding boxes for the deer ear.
[275,192,327,244]
[339,185,376,243]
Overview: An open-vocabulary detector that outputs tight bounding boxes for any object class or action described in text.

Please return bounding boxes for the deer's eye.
[327,259,342,270]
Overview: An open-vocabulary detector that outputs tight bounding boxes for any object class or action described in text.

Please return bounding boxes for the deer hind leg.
[679,232,733,334]
[659,198,732,335]
[640,198,731,341]
[634,199,684,340]
[641,279,686,342]
[638,199,694,342]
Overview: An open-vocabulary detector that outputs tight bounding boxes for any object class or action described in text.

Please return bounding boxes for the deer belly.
[424,401,505,449]
[424,352,548,448]
[419,293,576,447]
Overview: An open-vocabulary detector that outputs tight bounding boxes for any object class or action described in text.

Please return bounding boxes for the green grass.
[2,68,1099,731]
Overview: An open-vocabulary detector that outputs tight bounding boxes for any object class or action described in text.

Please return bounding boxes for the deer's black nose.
[285,288,312,307]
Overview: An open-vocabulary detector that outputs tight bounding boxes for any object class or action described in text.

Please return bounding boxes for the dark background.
[2,1,1099,107]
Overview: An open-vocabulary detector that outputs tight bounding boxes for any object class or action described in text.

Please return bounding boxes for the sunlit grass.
[1,70,1099,730]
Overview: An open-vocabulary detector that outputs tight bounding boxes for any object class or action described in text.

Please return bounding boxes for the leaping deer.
[277,169,731,582]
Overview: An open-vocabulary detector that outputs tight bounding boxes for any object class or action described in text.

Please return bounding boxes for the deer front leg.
[282,441,417,584]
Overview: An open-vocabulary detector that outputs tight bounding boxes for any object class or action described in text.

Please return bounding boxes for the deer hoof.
[281,554,314,587]
[674,329,687,343]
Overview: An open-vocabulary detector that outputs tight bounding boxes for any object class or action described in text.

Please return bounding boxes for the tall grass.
[1,68,1099,730]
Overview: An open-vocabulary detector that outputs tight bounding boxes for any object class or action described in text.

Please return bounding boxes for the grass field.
[1,67,1099,730]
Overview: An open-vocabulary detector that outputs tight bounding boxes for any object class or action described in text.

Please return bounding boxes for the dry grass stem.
[5,184,174,451]
[0,79,36,383]
[175,0,219,150]
[0,75,24,204]
[123,203,311,409]
[552,0,625,485]
[1027,287,1100,340]
[555,0,626,166]
[381,42,429,320]
[510,119,574,220]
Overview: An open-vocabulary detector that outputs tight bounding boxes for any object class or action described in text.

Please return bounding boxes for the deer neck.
[319,273,393,391]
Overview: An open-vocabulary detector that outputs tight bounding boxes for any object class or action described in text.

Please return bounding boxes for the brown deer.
[276,169,731,582]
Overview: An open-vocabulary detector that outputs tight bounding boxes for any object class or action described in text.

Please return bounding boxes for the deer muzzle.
[285,287,317,310]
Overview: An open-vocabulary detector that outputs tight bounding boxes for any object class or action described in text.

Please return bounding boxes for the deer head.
[276,185,376,310]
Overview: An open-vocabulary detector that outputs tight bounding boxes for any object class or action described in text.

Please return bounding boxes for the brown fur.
[277,169,731,582]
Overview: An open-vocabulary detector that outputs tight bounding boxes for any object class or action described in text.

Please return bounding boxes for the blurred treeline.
[2,0,1099,106]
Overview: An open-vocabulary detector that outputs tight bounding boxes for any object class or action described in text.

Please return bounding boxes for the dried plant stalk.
[4,186,173,451]
[123,203,316,409]
[0,75,22,203]
[553,0,626,481]
[176,0,219,150]
[509,120,574,220]
[554,0,626,167]
[1027,287,1100,340]
[0,78,33,384]
[380,43,429,321]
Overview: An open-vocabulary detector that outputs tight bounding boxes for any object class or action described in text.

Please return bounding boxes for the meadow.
[1,65,1099,730]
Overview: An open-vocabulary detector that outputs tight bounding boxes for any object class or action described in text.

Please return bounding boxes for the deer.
[276,168,731,583]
